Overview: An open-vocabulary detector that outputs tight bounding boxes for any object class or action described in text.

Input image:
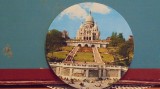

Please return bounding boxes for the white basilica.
[76,12,100,41]
[67,12,109,48]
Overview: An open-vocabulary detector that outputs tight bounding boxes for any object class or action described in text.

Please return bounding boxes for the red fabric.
[0,69,64,85]
[121,68,160,82]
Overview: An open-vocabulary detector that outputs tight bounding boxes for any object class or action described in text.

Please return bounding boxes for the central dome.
[85,15,94,22]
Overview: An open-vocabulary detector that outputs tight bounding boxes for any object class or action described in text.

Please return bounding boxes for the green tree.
[110,32,118,47]
[117,33,125,44]
[127,36,134,53]
[109,32,125,47]
[46,29,67,53]
[118,43,130,58]
[118,39,134,66]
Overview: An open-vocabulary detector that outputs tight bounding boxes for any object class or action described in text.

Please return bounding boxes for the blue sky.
[49,2,132,40]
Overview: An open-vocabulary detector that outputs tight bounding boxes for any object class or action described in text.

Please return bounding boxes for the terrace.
[74,47,94,62]
[98,48,114,63]
[47,46,74,61]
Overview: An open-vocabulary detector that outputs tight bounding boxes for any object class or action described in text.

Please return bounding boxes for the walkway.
[92,47,104,64]
[63,46,79,62]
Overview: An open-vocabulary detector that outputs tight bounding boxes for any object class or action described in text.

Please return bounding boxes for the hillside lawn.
[101,53,114,63]
[61,46,74,52]
[98,48,108,53]
[74,52,94,62]
[98,48,114,63]
[47,51,69,59]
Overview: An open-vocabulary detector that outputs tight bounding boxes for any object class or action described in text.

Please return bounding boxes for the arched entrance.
[78,44,81,47]
[84,44,88,47]
[91,45,95,47]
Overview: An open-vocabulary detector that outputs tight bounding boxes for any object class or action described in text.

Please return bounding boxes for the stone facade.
[66,12,110,48]
[50,62,128,80]
[66,40,109,48]
[76,12,100,41]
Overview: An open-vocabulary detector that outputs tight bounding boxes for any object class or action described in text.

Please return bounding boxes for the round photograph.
[46,2,134,89]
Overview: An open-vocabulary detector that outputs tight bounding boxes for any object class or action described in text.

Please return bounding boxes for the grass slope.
[61,46,74,52]
[47,51,69,59]
[74,52,94,62]
[98,48,114,63]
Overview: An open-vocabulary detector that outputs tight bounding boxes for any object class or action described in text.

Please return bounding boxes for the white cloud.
[90,3,111,14]
[80,2,93,9]
[59,4,87,20]
[58,2,111,20]
[81,2,111,14]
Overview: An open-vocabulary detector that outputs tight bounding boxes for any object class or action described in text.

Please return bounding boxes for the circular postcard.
[45,2,134,89]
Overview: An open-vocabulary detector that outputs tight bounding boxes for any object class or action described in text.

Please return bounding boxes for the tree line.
[45,29,69,54]
[109,32,134,66]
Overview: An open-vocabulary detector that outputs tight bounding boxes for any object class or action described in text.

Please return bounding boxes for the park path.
[92,47,104,64]
[63,46,79,62]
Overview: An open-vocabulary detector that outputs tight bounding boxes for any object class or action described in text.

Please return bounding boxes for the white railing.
[66,40,109,44]
[49,62,127,70]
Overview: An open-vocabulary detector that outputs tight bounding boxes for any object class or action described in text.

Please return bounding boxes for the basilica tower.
[76,12,100,41]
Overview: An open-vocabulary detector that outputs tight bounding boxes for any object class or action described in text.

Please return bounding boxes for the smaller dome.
[85,15,94,22]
